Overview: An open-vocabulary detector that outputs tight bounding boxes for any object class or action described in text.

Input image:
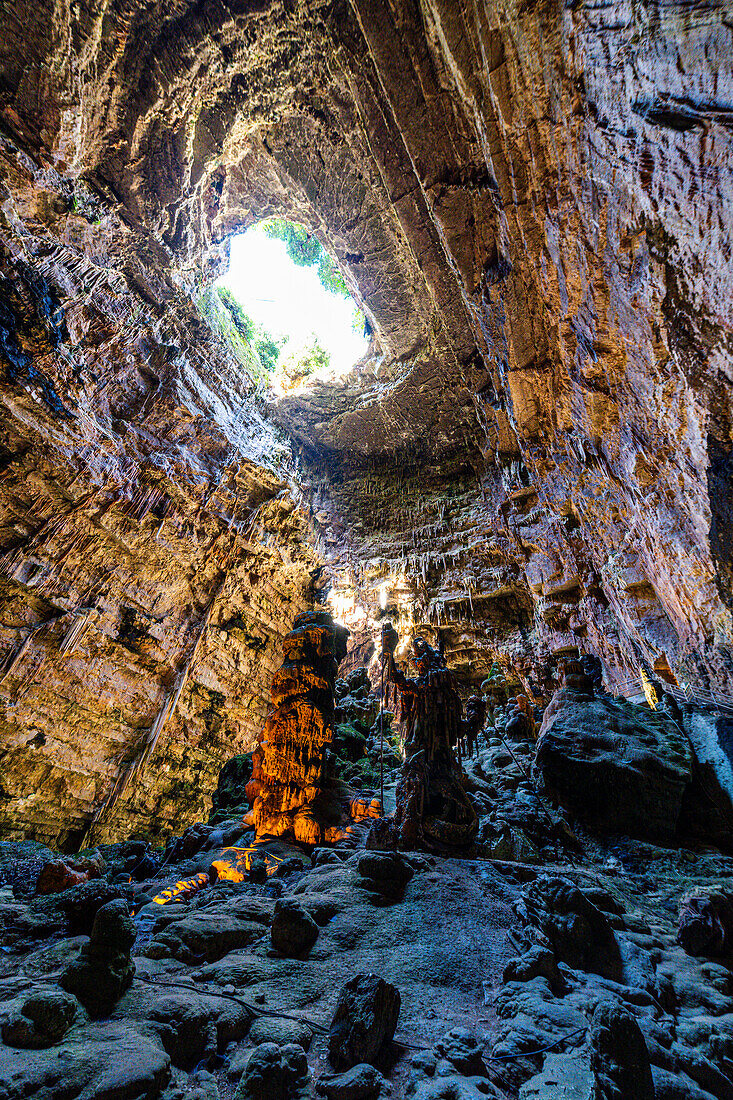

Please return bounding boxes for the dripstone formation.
[0,0,732,1097]
[382,626,478,852]
[246,611,349,845]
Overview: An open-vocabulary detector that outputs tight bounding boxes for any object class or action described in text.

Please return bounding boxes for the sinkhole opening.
[202,219,368,392]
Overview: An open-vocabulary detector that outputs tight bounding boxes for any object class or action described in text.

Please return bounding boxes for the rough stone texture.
[328,973,401,1070]
[678,885,733,958]
[590,1001,655,1100]
[316,1063,385,1100]
[60,898,136,1017]
[535,691,694,841]
[35,859,89,894]
[208,755,254,825]
[247,610,350,844]
[0,0,731,846]
[233,1042,310,1100]
[0,988,78,1049]
[270,897,319,956]
[0,1020,172,1099]
[522,877,622,982]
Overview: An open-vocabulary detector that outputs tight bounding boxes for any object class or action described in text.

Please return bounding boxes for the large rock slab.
[535,694,693,841]
[142,896,273,962]
[0,1020,170,1099]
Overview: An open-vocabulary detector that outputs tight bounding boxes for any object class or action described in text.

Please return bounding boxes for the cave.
[1,0,733,1096]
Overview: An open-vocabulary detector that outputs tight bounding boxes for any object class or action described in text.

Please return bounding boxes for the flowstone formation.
[382,625,478,852]
[246,610,350,845]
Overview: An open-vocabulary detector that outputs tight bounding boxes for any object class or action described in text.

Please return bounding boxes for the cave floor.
[3,736,733,1099]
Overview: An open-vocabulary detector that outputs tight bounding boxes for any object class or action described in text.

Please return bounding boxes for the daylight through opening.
[208,220,367,392]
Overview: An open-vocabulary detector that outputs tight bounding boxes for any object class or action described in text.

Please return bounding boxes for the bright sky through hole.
[216,225,367,377]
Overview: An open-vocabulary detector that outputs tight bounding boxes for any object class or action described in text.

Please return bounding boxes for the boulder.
[233,1042,310,1100]
[0,1020,170,1098]
[186,1069,220,1100]
[503,946,565,995]
[270,898,319,956]
[165,823,216,863]
[35,860,89,895]
[61,880,125,935]
[678,885,733,957]
[535,693,693,841]
[249,856,268,884]
[111,981,251,1068]
[433,1028,486,1076]
[316,1063,386,1100]
[523,877,622,982]
[590,1002,654,1100]
[60,898,136,1017]
[406,1048,500,1099]
[277,857,308,877]
[328,973,401,1070]
[143,896,273,963]
[248,1016,313,1049]
[519,1051,594,1099]
[1,988,79,1048]
[356,852,413,901]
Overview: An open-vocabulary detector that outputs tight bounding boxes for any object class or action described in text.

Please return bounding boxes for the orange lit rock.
[35,861,90,895]
[151,872,209,905]
[349,796,382,822]
[209,845,281,881]
[250,611,349,844]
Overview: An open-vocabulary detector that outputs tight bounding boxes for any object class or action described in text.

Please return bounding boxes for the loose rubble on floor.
[3,652,733,1100]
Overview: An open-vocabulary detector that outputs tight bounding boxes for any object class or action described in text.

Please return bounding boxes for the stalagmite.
[246,610,350,844]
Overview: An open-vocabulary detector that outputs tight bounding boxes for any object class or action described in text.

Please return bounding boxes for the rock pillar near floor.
[246,610,349,845]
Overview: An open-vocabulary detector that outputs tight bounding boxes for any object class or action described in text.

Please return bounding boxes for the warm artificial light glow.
[210,845,282,881]
[152,872,209,905]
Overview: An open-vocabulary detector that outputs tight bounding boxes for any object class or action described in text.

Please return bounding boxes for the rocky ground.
[2,681,733,1100]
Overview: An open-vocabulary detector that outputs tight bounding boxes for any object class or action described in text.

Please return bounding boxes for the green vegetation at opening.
[262,218,349,298]
[278,334,331,391]
[201,219,365,387]
[197,285,283,384]
[262,218,365,336]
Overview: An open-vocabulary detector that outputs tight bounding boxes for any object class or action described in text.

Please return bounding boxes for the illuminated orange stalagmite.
[246,610,348,845]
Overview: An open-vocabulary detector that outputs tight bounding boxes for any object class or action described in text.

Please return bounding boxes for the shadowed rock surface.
[0,0,733,1097]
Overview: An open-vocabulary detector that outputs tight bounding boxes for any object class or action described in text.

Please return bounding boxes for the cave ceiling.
[0,0,732,842]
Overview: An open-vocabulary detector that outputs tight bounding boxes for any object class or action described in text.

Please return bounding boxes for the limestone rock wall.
[0,142,321,847]
[276,0,733,693]
[0,0,731,838]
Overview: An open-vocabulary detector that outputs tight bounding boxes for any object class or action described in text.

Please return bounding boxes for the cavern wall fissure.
[0,0,732,842]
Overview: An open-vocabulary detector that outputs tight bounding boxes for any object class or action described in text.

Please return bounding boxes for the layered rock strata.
[0,0,731,835]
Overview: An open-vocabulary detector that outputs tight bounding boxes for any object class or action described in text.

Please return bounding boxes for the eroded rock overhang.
[0,0,732,842]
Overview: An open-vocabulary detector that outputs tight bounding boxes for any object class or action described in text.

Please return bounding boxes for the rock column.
[247,610,348,844]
